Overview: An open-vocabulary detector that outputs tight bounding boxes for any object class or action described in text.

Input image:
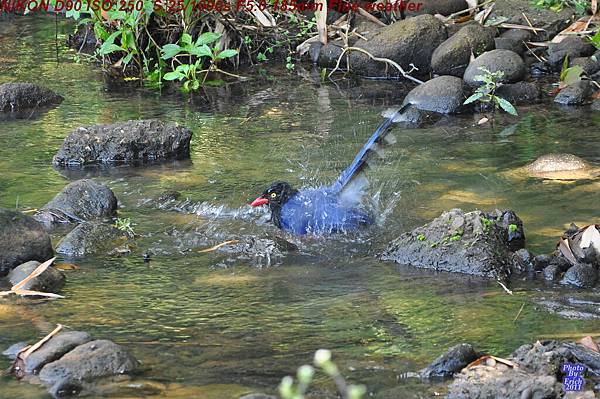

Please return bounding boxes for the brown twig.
[328,46,424,84]
[198,240,240,253]
[513,302,525,323]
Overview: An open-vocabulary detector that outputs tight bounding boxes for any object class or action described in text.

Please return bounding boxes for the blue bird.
[250,105,408,235]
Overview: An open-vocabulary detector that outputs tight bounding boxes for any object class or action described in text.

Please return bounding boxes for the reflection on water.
[1,15,600,399]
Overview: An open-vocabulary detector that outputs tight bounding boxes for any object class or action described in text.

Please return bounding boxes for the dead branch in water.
[328,46,424,84]
[198,240,240,253]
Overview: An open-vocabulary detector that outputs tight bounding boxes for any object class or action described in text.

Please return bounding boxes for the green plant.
[559,55,584,87]
[417,234,426,241]
[449,229,464,242]
[464,67,518,116]
[161,32,239,92]
[279,349,366,399]
[590,30,600,50]
[532,0,589,14]
[114,217,135,236]
[481,217,494,231]
[286,55,295,71]
[508,224,518,234]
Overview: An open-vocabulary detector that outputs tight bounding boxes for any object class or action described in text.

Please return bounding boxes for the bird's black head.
[250,181,298,226]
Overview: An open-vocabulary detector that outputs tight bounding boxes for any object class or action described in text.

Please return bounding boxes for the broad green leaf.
[176,64,191,74]
[216,49,238,60]
[496,97,518,116]
[163,71,184,80]
[122,52,134,65]
[94,23,109,41]
[190,44,213,58]
[161,44,182,59]
[196,32,222,46]
[464,92,484,105]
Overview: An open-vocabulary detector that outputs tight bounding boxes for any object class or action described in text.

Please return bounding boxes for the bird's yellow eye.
[270,192,277,198]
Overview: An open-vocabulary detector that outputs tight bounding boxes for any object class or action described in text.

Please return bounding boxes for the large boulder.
[494,29,533,56]
[52,120,193,166]
[464,49,527,86]
[22,331,92,374]
[349,15,447,76]
[431,24,496,77]
[546,36,596,67]
[56,222,122,257]
[403,76,465,114]
[7,261,65,293]
[0,209,54,277]
[0,83,63,118]
[38,340,138,387]
[378,209,525,278]
[34,179,118,224]
[495,82,540,105]
[554,80,592,105]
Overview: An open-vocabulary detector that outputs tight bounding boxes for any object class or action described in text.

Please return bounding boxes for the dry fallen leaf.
[578,335,600,353]
[467,355,516,369]
[558,238,578,265]
[580,225,600,253]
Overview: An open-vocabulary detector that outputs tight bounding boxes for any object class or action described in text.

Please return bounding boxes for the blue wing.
[279,188,371,235]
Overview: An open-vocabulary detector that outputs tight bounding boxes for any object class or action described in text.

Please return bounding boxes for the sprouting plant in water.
[508,224,518,234]
[559,55,585,88]
[417,234,426,241]
[279,349,366,399]
[161,32,240,92]
[114,217,135,236]
[464,67,518,117]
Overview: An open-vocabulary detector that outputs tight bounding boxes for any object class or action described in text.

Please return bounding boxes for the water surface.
[1,15,600,398]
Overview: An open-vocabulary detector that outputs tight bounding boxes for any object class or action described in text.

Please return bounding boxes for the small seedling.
[417,234,426,241]
[114,217,135,236]
[464,67,518,117]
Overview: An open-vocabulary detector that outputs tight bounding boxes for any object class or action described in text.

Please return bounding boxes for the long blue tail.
[331,104,409,193]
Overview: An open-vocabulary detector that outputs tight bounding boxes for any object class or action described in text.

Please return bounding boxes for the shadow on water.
[0,14,600,398]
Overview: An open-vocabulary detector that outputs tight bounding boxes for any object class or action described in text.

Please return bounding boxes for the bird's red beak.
[250,196,269,207]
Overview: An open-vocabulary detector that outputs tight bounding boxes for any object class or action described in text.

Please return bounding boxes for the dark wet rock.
[56,222,123,257]
[34,179,118,225]
[240,395,277,399]
[403,76,464,114]
[495,81,540,104]
[571,53,600,76]
[534,254,552,271]
[66,24,97,54]
[23,331,92,374]
[52,120,193,167]
[404,0,468,16]
[547,36,596,68]
[391,105,443,127]
[525,154,589,173]
[560,264,598,288]
[349,15,447,76]
[317,41,345,68]
[490,209,525,252]
[544,264,561,281]
[449,340,600,398]
[0,209,54,277]
[464,50,527,87]
[379,208,525,278]
[8,261,65,293]
[593,99,600,111]
[3,342,29,360]
[49,379,83,398]
[308,42,322,64]
[511,248,533,273]
[39,340,138,387]
[431,24,496,77]
[421,343,479,379]
[494,29,533,56]
[0,83,63,118]
[448,366,558,399]
[554,80,592,105]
